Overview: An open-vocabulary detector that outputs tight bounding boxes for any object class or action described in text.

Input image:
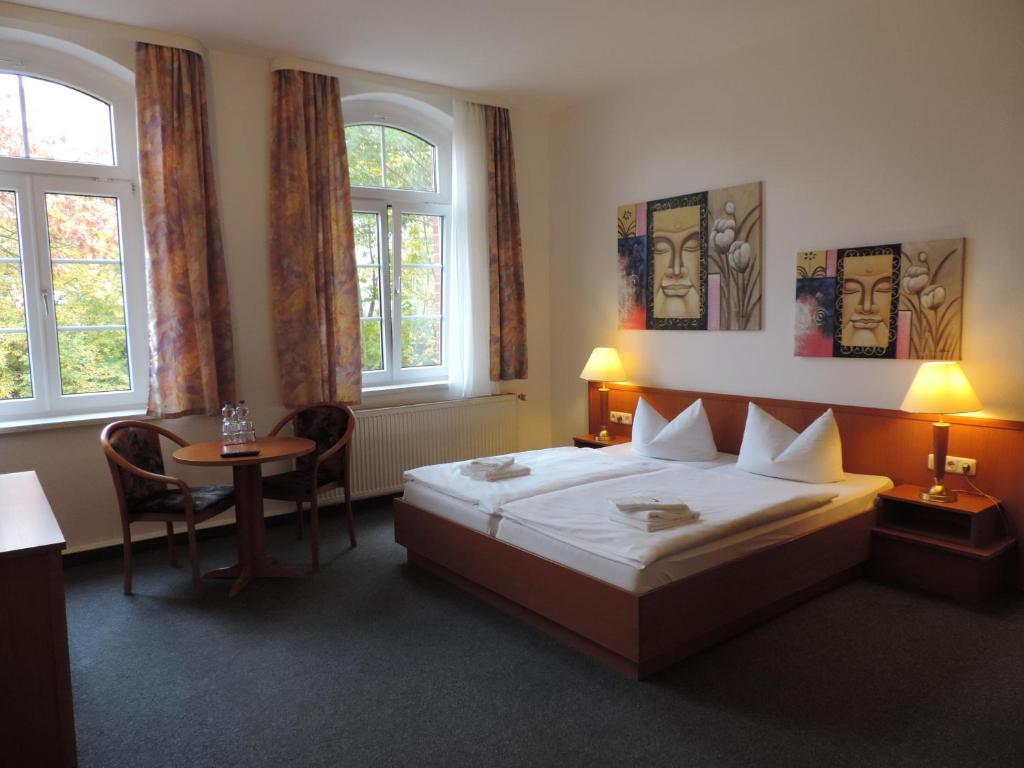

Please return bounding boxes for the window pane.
[346,125,383,187]
[22,76,114,165]
[400,267,442,317]
[401,213,442,265]
[352,211,380,264]
[0,262,27,327]
[0,332,31,400]
[383,127,435,192]
[0,190,27,329]
[401,318,441,368]
[44,192,130,395]
[0,189,31,401]
[357,266,382,319]
[45,193,122,260]
[56,328,129,394]
[0,74,25,158]
[360,318,383,372]
[52,263,125,326]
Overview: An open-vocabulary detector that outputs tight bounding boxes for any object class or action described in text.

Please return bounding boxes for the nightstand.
[573,435,630,449]
[870,484,1015,602]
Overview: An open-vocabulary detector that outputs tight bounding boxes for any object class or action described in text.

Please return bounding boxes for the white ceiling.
[21,0,857,104]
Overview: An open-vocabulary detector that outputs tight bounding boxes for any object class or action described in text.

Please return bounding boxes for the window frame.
[0,42,146,423]
[345,95,452,390]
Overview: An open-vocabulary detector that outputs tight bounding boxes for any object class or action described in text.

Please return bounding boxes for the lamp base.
[594,426,612,442]
[921,483,958,503]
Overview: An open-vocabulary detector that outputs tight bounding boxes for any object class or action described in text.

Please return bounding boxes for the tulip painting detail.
[794,238,964,360]
[616,180,762,330]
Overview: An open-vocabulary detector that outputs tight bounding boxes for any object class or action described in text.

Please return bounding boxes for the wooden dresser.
[0,471,77,767]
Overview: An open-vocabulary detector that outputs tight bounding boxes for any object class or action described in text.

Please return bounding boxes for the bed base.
[394,499,874,679]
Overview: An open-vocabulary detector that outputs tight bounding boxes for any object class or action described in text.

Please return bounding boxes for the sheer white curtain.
[448,100,495,398]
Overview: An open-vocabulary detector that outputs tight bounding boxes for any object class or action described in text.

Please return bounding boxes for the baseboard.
[62,494,397,567]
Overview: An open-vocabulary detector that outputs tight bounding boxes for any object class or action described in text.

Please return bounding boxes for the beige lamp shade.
[579,347,626,382]
[900,361,981,414]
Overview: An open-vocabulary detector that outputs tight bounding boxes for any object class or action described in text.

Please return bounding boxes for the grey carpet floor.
[65,499,1024,768]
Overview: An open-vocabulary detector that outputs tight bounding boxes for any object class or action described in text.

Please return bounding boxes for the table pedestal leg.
[205,463,303,596]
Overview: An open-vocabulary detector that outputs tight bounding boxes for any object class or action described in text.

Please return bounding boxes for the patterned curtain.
[269,69,361,406]
[135,43,236,417]
[483,106,528,381]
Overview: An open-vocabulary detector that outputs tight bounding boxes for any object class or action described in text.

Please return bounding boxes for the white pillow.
[631,397,718,462]
[736,403,844,483]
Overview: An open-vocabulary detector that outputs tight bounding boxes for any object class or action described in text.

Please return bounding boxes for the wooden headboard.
[588,381,1024,588]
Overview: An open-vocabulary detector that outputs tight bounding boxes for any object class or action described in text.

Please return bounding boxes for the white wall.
[0,6,553,552]
[548,0,1024,443]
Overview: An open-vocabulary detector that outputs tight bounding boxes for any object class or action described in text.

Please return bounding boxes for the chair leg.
[122,519,133,595]
[186,519,202,594]
[296,500,304,539]
[309,495,320,574]
[344,485,357,547]
[166,521,177,566]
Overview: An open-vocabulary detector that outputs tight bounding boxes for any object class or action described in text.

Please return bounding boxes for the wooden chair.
[101,420,235,595]
[262,403,356,572]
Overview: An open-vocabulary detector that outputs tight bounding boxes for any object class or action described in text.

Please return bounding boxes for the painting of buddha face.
[795,239,963,360]
[839,253,894,349]
[651,205,701,320]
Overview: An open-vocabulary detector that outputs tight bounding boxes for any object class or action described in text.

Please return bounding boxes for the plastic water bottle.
[236,400,255,444]
[221,401,236,447]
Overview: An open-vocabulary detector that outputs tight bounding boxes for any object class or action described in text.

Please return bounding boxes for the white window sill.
[357,381,455,408]
[0,408,150,435]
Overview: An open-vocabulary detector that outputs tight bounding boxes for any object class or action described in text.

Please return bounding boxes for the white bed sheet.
[495,470,893,594]
[402,446,664,515]
[402,481,500,535]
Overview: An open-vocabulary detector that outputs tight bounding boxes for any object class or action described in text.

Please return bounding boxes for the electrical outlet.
[609,410,633,425]
[927,453,977,476]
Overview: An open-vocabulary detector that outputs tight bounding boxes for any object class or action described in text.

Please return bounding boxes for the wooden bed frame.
[393,385,1024,678]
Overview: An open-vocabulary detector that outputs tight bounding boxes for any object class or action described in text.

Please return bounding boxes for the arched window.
[0,41,146,423]
[344,94,451,389]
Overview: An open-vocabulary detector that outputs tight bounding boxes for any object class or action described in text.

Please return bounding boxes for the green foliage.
[57,329,129,394]
[360,319,383,372]
[345,124,435,192]
[347,125,383,188]
[0,332,31,399]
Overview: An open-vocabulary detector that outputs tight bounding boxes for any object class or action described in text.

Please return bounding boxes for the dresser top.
[0,471,66,558]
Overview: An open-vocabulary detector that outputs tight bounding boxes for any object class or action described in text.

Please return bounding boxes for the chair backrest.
[293,404,355,482]
[103,423,169,507]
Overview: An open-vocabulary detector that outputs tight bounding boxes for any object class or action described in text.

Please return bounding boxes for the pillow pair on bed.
[631,397,843,483]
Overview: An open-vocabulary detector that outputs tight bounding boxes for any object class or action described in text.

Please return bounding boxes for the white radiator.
[321,394,518,502]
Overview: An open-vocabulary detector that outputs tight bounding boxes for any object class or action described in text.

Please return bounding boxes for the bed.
[394,390,896,678]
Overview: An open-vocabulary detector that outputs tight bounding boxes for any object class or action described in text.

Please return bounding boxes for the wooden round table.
[173,436,315,597]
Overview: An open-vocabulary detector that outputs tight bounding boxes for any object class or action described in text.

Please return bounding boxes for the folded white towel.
[611,494,690,513]
[608,508,699,532]
[460,464,531,482]
[467,456,515,471]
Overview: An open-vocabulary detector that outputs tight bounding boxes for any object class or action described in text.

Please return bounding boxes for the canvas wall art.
[616,180,762,330]
[794,238,964,360]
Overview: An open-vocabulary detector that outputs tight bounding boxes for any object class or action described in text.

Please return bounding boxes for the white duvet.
[500,467,839,569]
[402,447,663,515]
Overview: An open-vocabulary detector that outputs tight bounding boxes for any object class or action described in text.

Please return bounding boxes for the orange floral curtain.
[135,43,236,417]
[483,106,528,381]
[269,69,361,406]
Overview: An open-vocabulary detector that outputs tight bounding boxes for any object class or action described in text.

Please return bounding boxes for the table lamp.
[900,361,981,502]
[579,347,626,442]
